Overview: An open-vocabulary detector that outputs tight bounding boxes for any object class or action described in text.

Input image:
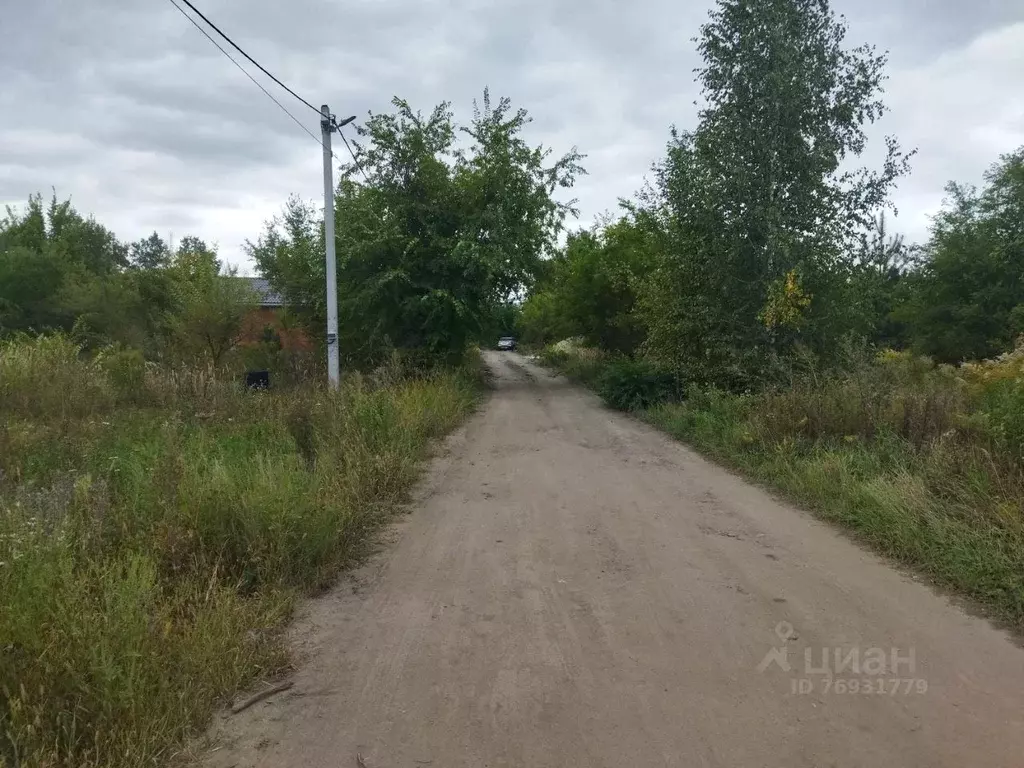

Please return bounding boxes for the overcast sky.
[2,0,1022,272]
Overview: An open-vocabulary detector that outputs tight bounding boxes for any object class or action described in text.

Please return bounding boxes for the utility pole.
[321,104,340,389]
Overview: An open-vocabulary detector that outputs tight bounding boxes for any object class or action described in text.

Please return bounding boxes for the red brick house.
[239,277,312,350]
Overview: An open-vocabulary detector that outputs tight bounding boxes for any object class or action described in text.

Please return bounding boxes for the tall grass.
[543,342,1024,630]
[0,335,480,767]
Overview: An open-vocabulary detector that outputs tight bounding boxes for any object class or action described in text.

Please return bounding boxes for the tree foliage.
[518,217,657,353]
[850,212,916,349]
[899,149,1024,362]
[636,0,913,384]
[130,232,171,270]
[1,194,128,336]
[251,91,583,367]
[0,194,254,364]
[4,55,1019,385]
[169,241,257,366]
[520,0,918,387]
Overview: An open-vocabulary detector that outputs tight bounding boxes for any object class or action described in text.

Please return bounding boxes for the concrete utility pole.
[321,104,340,389]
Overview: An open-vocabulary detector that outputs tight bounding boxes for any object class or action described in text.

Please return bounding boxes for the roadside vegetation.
[0,335,478,766]
[523,0,1024,630]
[2,90,577,765]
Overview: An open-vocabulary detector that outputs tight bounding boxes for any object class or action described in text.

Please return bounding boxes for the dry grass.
[0,334,480,767]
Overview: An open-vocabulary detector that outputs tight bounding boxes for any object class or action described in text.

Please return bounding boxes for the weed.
[0,336,480,767]
[595,357,679,411]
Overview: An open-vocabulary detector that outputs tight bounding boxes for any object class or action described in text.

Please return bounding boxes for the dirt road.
[206,351,1024,768]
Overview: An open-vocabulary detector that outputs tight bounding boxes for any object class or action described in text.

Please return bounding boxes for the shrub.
[961,339,1024,462]
[752,351,966,448]
[975,379,1024,462]
[0,334,114,419]
[540,344,607,387]
[596,357,680,411]
[96,345,149,404]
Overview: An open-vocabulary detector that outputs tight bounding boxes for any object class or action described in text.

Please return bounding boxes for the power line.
[175,0,322,117]
[167,0,325,150]
[335,127,371,185]
[170,0,369,196]
[166,1,366,389]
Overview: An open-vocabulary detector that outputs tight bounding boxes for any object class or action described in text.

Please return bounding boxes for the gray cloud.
[2,0,1022,271]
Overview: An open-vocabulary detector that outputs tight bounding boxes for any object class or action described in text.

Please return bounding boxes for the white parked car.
[497,336,517,351]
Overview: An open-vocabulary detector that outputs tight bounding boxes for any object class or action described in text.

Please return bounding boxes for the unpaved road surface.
[206,352,1024,768]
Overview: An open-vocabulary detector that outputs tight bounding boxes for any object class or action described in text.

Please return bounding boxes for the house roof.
[245,277,284,308]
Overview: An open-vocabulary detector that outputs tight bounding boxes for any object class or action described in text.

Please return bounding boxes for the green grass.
[543,346,1024,631]
[0,335,481,767]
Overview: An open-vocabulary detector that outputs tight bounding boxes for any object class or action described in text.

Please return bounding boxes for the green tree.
[0,193,239,360]
[0,193,134,336]
[900,148,1024,362]
[0,246,68,334]
[59,269,180,355]
[336,100,468,364]
[0,194,47,254]
[517,291,568,346]
[0,196,74,334]
[130,232,170,270]
[252,92,582,367]
[520,216,656,353]
[457,89,585,302]
[169,242,256,366]
[639,0,912,385]
[174,236,221,275]
[46,196,128,275]
[851,212,915,349]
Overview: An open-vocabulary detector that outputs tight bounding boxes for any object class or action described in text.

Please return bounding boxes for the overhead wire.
[166,0,325,151]
[175,0,322,116]
[169,0,369,182]
[336,128,372,185]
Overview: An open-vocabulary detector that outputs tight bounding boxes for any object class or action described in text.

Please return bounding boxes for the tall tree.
[851,212,915,348]
[47,197,128,275]
[899,148,1024,362]
[169,244,256,366]
[0,194,128,334]
[247,197,325,336]
[0,194,47,254]
[640,0,912,384]
[130,232,170,270]
[457,89,584,302]
[0,246,67,334]
[338,99,468,364]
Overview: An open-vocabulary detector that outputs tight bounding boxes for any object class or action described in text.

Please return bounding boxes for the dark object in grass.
[245,370,270,389]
